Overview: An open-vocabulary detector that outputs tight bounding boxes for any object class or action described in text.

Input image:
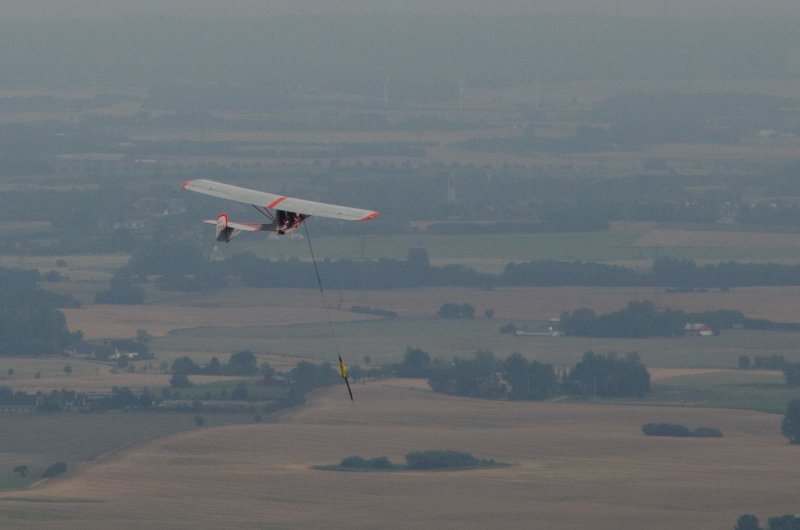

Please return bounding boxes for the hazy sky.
[2,0,800,20]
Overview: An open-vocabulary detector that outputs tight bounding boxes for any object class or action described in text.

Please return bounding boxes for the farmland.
[3,11,800,529]
[0,381,798,529]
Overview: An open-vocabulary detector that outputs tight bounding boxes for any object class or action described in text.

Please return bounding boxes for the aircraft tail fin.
[211,211,242,243]
[215,212,229,240]
[202,212,266,242]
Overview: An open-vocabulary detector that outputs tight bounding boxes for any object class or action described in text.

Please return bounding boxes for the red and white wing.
[184,179,378,222]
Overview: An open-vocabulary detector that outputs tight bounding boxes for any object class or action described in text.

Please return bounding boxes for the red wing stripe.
[358,211,379,221]
[267,196,287,209]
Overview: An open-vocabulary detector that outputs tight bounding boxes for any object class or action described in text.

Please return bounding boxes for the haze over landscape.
[1,2,800,529]
[4,0,800,19]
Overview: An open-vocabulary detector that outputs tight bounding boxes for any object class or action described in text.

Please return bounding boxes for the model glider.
[182,178,378,242]
[339,355,353,401]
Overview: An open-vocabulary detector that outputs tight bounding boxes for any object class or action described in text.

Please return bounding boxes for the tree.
[405,450,480,470]
[231,381,249,400]
[226,350,258,375]
[63,364,72,375]
[41,462,67,478]
[134,329,152,358]
[783,363,800,387]
[503,352,529,399]
[407,247,430,270]
[733,514,761,530]
[170,373,192,388]
[767,515,800,530]
[94,268,145,304]
[290,361,339,395]
[738,355,751,370]
[437,302,475,319]
[13,465,28,478]
[396,347,431,378]
[566,351,650,397]
[438,303,463,319]
[194,416,205,427]
[206,356,222,375]
[780,399,800,444]
[110,386,139,408]
[171,356,200,375]
[260,362,274,378]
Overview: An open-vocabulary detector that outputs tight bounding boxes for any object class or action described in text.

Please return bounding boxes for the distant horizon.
[2,0,800,21]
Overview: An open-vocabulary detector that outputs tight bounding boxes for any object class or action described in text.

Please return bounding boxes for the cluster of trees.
[163,357,344,409]
[94,269,146,304]
[339,455,393,470]
[336,450,498,471]
[560,301,685,338]
[171,351,263,377]
[3,355,348,416]
[0,267,82,356]
[564,352,651,397]
[40,462,67,479]
[0,385,156,412]
[287,361,342,402]
[735,514,800,530]
[349,306,397,318]
[781,400,800,444]
[738,355,800,388]
[560,301,798,339]
[437,303,476,319]
[405,450,497,470]
[115,236,800,296]
[394,348,557,400]
[641,423,722,438]
[393,348,649,401]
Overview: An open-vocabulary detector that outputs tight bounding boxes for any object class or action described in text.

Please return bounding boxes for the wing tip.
[358,211,379,221]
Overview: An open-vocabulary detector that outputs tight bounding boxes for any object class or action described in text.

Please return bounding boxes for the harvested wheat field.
[64,302,379,340]
[1,380,798,529]
[327,285,800,323]
[61,284,800,342]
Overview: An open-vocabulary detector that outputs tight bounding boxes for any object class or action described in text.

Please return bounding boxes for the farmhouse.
[685,323,715,336]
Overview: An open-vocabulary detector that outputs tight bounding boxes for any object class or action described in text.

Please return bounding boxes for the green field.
[646,370,800,413]
[153,318,800,369]
[171,379,288,403]
[225,230,645,266]
[217,225,800,271]
[0,411,255,489]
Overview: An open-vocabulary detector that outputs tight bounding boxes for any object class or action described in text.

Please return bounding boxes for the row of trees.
[560,301,685,338]
[738,355,800,388]
[170,351,265,377]
[338,450,498,471]
[0,386,156,412]
[641,423,722,438]
[2,356,347,414]
[559,301,797,339]
[735,513,800,530]
[505,256,800,289]
[106,239,800,300]
[389,348,650,401]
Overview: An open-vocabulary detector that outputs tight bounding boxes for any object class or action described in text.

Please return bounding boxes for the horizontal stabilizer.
[203,219,264,232]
